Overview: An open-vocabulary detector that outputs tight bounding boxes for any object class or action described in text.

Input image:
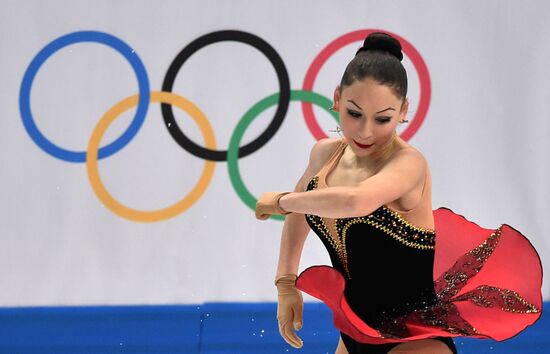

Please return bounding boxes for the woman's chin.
[349,146,377,159]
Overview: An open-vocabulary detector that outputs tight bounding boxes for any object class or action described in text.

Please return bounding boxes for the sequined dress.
[295,139,542,354]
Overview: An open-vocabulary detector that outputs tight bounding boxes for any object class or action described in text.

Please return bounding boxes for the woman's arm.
[271,139,345,349]
[275,138,341,276]
[275,180,311,276]
[278,147,426,218]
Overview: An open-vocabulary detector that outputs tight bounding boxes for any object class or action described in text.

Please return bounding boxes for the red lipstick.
[353,140,374,149]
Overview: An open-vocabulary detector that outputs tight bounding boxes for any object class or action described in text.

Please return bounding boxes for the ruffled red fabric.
[296,207,542,344]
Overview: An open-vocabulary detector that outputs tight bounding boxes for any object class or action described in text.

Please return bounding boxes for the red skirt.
[296,207,542,344]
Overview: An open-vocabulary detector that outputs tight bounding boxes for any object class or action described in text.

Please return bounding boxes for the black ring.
[161,30,290,161]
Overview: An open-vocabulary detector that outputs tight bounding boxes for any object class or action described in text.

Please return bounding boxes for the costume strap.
[316,138,347,188]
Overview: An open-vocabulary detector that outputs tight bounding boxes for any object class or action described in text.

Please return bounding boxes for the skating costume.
[296,139,542,354]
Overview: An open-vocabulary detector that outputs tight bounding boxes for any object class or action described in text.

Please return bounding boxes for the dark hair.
[339,32,407,100]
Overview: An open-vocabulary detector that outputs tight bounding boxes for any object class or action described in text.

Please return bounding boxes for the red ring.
[302,29,431,141]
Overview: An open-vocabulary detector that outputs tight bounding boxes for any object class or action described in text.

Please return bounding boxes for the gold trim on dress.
[306,176,351,278]
[305,176,436,279]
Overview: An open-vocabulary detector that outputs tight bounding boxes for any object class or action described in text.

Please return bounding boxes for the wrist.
[274,273,297,286]
[277,192,292,214]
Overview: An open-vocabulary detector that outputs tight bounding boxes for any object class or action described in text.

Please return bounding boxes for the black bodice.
[305,176,439,331]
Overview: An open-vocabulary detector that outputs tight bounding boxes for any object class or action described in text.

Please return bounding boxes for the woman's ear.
[399,98,409,122]
[332,86,341,111]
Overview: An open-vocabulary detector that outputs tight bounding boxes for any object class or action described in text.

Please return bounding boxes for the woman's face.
[334,78,408,159]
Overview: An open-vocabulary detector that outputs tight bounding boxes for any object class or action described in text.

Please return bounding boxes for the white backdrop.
[0,0,548,306]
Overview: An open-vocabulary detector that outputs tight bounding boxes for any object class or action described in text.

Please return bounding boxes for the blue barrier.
[0,302,547,353]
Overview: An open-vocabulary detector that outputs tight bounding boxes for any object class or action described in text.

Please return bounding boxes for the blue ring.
[19,31,150,163]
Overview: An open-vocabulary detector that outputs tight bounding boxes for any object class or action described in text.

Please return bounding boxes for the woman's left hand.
[255,192,291,220]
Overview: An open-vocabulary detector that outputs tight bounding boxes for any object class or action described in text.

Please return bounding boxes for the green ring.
[228,90,339,221]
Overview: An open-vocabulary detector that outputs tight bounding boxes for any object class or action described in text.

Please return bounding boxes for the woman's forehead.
[341,79,401,106]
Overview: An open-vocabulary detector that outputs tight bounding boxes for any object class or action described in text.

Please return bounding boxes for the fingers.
[255,210,270,220]
[277,305,303,348]
[255,200,268,220]
[255,204,272,220]
[293,305,303,331]
[279,318,303,349]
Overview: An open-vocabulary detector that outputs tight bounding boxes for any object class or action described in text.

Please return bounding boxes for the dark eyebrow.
[376,107,396,114]
[347,100,363,110]
[346,100,395,114]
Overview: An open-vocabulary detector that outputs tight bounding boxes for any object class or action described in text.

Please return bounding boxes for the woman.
[255,32,541,354]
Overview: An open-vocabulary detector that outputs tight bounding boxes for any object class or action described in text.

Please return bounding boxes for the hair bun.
[356,32,403,61]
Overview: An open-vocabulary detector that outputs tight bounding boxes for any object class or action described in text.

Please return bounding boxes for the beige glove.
[255,192,291,220]
[275,274,304,349]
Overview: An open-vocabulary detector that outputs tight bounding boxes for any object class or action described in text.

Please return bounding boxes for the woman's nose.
[359,120,373,139]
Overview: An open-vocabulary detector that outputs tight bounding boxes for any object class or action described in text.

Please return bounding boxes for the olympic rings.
[161,30,290,161]
[302,29,431,141]
[21,29,431,222]
[19,30,150,163]
[228,90,338,221]
[86,91,216,222]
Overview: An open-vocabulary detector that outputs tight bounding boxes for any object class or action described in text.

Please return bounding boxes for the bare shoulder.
[294,138,341,191]
[308,138,342,173]
[385,145,428,175]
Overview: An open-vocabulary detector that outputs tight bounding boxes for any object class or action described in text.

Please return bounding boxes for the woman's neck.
[350,133,400,172]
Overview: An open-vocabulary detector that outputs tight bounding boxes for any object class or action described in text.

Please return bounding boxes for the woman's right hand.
[275,274,304,349]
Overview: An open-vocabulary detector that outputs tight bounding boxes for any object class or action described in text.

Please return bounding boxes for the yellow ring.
[86,91,216,222]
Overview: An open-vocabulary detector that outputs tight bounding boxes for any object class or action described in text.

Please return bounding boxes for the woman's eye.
[347,110,362,118]
[376,117,391,124]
